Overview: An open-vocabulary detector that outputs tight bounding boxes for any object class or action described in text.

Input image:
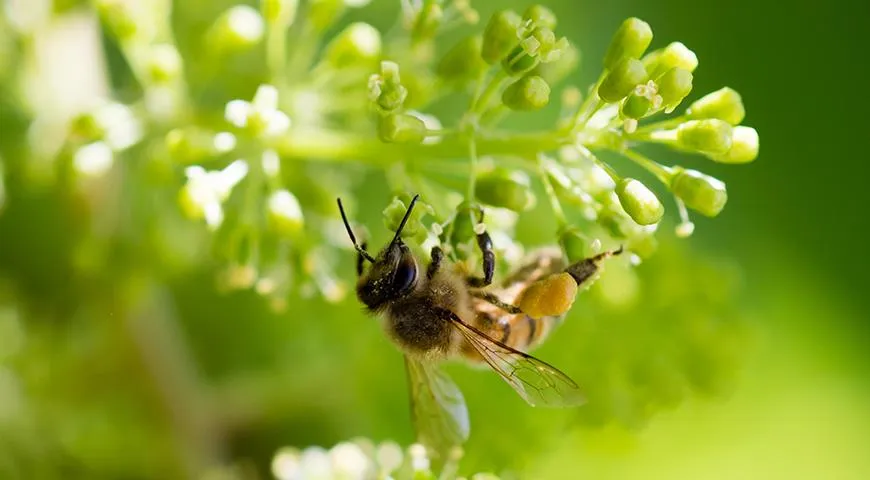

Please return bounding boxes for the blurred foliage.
[0,0,868,480]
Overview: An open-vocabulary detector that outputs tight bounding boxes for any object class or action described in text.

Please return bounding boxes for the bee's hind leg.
[563,246,624,287]
[472,291,523,314]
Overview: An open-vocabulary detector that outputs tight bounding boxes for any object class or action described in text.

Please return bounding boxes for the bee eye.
[392,259,418,293]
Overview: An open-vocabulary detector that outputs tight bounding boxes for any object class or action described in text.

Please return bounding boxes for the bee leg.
[356,242,368,277]
[564,246,624,287]
[472,291,523,314]
[427,246,443,279]
[466,226,495,288]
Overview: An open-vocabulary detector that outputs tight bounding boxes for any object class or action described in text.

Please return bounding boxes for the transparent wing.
[442,309,585,407]
[404,355,470,457]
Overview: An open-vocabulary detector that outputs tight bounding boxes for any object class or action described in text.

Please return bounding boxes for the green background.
[1,0,869,479]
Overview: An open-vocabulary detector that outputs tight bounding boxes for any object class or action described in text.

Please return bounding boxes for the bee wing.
[404,355,470,456]
[441,309,585,407]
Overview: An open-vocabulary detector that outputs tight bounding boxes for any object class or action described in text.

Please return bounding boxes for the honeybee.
[337,194,620,457]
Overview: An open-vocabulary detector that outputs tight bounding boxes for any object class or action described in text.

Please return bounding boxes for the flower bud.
[708,126,759,164]
[615,178,664,225]
[481,10,522,64]
[261,0,298,26]
[307,0,344,32]
[475,168,535,212]
[599,58,648,103]
[502,27,556,75]
[411,3,443,42]
[670,168,728,217]
[603,17,653,70]
[686,87,745,125]
[378,114,427,144]
[323,22,381,67]
[532,41,579,85]
[620,93,652,120]
[449,202,477,245]
[369,61,407,112]
[646,42,697,78]
[267,189,304,236]
[145,44,182,84]
[523,4,557,29]
[208,5,265,52]
[436,35,488,85]
[676,119,733,154]
[656,67,693,112]
[383,194,431,242]
[502,75,550,110]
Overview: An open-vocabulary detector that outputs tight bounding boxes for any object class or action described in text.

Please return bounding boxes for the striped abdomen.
[461,248,567,360]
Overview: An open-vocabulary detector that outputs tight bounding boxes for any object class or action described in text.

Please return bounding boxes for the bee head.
[337,195,421,310]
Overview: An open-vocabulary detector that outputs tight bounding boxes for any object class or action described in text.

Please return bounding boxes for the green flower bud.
[646,42,698,78]
[261,0,297,26]
[686,87,745,125]
[599,58,648,103]
[670,168,728,217]
[449,202,477,246]
[621,93,652,120]
[307,0,344,32]
[656,67,693,112]
[475,168,535,212]
[502,75,550,110]
[95,0,139,40]
[559,226,591,262]
[436,35,488,85]
[411,3,443,42]
[708,126,759,164]
[323,22,381,67]
[145,44,182,84]
[378,114,427,144]
[523,4,557,30]
[369,61,407,112]
[383,194,432,243]
[532,41,579,85]
[208,5,265,52]
[615,178,664,225]
[603,17,653,70]
[676,119,733,154]
[481,10,522,64]
[502,27,556,75]
[267,189,304,236]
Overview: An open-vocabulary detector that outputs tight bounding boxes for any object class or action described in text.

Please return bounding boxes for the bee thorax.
[386,299,455,355]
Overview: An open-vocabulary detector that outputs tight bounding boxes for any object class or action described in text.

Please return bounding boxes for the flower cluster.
[270,439,499,480]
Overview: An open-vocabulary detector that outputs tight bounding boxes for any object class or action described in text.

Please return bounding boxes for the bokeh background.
[1,0,869,479]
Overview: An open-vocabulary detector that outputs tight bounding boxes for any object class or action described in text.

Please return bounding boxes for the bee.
[337,194,620,456]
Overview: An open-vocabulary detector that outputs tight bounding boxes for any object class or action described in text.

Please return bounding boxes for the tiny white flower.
[226,5,264,44]
[261,150,281,177]
[330,442,371,479]
[225,100,252,128]
[253,84,280,111]
[271,447,301,480]
[213,132,237,153]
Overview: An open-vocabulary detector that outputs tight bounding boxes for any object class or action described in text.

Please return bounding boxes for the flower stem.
[620,148,674,184]
[537,154,568,229]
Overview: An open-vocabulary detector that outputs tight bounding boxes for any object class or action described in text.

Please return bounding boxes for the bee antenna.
[390,194,420,246]
[337,198,376,263]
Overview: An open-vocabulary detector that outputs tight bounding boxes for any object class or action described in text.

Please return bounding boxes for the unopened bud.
[323,22,381,67]
[621,93,652,120]
[686,87,745,125]
[603,17,653,70]
[481,10,522,64]
[502,27,557,75]
[411,3,443,42]
[208,5,265,52]
[369,61,407,112]
[307,0,344,32]
[677,119,733,154]
[268,189,304,236]
[436,35,488,85]
[475,168,535,212]
[502,75,550,110]
[378,114,427,143]
[523,4,557,30]
[670,168,728,217]
[599,58,648,103]
[615,178,664,225]
[559,226,590,262]
[646,42,697,78]
[708,126,759,164]
[656,67,693,112]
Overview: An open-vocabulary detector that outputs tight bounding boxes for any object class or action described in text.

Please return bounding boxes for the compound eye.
[392,258,418,293]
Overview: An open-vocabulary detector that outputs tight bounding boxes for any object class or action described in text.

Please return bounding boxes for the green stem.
[266,21,288,83]
[467,135,479,201]
[584,149,621,183]
[620,149,674,184]
[634,114,687,134]
[536,154,567,229]
[472,70,509,115]
[568,71,607,131]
